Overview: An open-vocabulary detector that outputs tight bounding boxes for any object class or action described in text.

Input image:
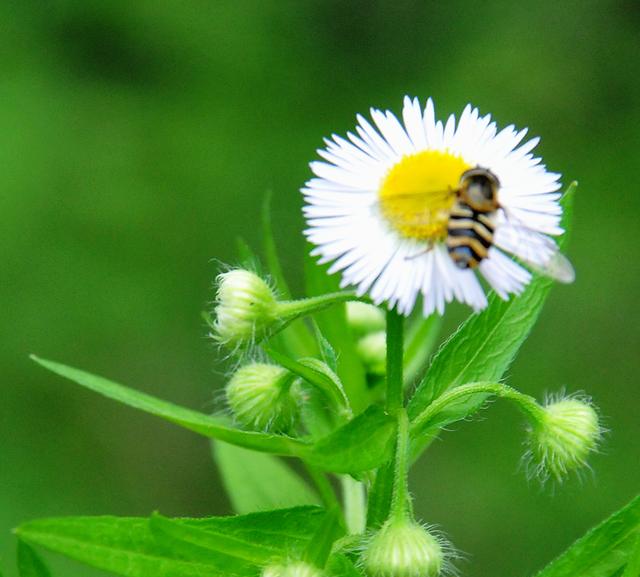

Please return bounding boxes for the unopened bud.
[526,396,602,482]
[356,330,387,376]
[226,363,300,433]
[213,269,279,349]
[346,302,386,335]
[362,520,444,577]
[262,562,324,577]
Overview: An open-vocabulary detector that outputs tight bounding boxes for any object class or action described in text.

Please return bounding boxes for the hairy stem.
[385,308,404,414]
[410,381,544,437]
[276,291,364,319]
[390,409,412,523]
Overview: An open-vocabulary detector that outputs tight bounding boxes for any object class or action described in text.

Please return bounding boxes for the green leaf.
[30,355,309,457]
[265,348,350,417]
[622,534,640,577]
[262,193,316,358]
[16,508,325,577]
[366,461,394,529]
[17,542,52,577]
[326,554,365,577]
[212,441,320,514]
[313,322,339,373]
[408,184,576,428]
[303,405,396,474]
[305,246,368,413]
[150,513,282,565]
[262,191,291,300]
[17,516,243,577]
[302,508,343,568]
[235,236,262,273]
[534,494,640,577]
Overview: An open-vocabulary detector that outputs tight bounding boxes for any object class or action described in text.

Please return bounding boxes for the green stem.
[410,381,544,437]
[341,476,367,534]
[390,409,411,524]
[385,307,404,414]
[304,463,341,511]
[276,291,364,319]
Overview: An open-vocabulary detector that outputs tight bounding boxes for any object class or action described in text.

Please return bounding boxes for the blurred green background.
[2,1,639,575]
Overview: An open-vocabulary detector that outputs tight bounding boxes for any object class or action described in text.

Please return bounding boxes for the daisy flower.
[302,97,570,316]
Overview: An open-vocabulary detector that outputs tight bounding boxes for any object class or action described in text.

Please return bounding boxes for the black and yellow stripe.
[446,202,495,269]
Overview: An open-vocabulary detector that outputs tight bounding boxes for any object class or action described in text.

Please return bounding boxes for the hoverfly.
[398,166,575,283]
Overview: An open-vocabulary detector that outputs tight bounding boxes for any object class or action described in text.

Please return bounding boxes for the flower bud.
[213,269,279,349]
[262,562,324,577]
[526,396,602,482]
[226,363,299,432]
[346,302,386,335]
[362,520,443,577]
[356,330,387,376]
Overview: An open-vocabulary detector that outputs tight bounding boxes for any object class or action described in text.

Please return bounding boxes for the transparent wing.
[497,208,575,284]
[520,250,575,284]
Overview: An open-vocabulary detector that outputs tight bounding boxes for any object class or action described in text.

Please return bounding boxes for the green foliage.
[326,554,365,577]
[621,535,640,577]
[17,542,51,577]
[302,508,343,568]
[212,442,320,514]
[534,494,640,577]
[21,176,629,577]
[303,405,396,474]
[16,508,325,577]
[265,348,350,417]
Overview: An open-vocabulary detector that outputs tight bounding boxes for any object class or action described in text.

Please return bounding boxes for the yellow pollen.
[379,150,471,240]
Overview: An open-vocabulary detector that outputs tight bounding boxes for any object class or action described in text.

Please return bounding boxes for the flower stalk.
[385,308,404,414]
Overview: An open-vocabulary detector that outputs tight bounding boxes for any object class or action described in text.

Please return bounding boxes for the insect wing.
[522,250,575,284]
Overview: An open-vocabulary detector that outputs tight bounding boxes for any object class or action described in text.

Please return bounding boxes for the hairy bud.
[525,395,602,482]
[213,269,279,349]
[226,363,300,433]
[362,520,444,577]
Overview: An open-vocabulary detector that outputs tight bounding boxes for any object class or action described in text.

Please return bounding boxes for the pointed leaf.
[327,554,366,577]
[366,461,394,529]
[622,534,640,577]
[150,513,282,565]
[262,191,291,300]
[212,441,320,514]
[265,348,350,417]
[17,542,52,577]
[302,508,343,568]
[262,193,316,357]
[534,494,640,577]
[408,185,575,426]
[31,355,309,456]
[17,517,243,577]
[16,508,325,577]
[304,405,396,473]
[313,322,339,373]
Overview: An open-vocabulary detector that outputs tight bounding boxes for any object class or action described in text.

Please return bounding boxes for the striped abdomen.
[446,202,496,269]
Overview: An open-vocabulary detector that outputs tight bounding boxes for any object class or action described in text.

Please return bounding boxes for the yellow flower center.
[378,150,470,240]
